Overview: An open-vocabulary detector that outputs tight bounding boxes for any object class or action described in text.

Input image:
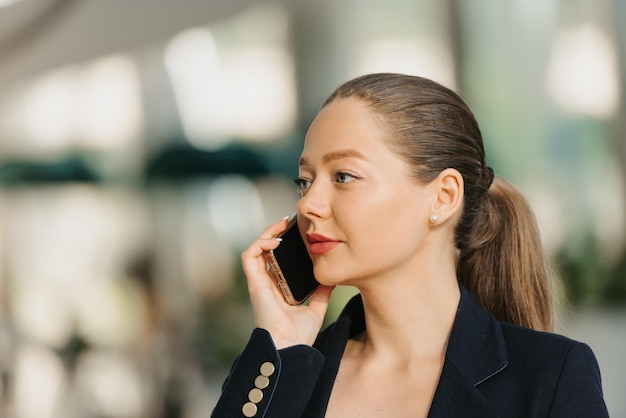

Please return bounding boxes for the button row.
[242,361,276,417]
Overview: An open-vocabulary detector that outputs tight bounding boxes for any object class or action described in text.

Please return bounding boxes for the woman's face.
[296,97,437,287]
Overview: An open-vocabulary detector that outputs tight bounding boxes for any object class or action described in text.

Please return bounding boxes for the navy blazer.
[212,287,609,417]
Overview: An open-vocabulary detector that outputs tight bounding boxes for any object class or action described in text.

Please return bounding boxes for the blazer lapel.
[428,286,508,417]
[308,288,508,417]
[429,361,498,417]
[305,296,363,417]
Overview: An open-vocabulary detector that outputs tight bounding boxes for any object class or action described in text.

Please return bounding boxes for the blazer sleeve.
[211,328,325,418]
[548,342,609,417]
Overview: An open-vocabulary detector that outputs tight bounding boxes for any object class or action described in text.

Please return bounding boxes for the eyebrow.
[299,149,368,166]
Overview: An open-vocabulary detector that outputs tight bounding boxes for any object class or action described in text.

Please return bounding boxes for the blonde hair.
[457,177,552,331]
[324,73,553,331]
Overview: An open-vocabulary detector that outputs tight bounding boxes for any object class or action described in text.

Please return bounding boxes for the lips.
[306,233,341,255]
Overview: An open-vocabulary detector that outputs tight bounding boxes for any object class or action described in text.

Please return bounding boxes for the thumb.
[307,285,335,322]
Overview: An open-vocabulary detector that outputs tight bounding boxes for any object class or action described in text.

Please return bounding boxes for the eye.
[293,177,311,193]
[334,170,358,184]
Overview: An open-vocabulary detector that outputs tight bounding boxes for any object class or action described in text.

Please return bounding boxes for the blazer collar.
[429,286,508,417]
[312,286,508,417]
[445,286,508,387]
[324,286,508,386]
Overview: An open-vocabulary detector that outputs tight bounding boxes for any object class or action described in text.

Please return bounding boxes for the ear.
[430,168,464,224]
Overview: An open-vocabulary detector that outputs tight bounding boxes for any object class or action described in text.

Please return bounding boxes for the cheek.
[332,190,421,248]
[350,190,422,229]
[348,196,428,259]
[345,208,416,262]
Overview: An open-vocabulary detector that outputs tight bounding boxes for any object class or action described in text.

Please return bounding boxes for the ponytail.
[456,177,553,331]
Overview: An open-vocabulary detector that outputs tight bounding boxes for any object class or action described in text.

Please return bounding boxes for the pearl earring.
[430,214,439,223]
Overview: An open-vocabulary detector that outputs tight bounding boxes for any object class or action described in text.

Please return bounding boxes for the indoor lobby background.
[0,0,625,417]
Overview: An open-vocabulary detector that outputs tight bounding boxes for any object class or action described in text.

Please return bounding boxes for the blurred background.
[0,0,624,417]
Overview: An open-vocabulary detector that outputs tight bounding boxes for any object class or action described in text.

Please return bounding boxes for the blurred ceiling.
[0,0,254,86]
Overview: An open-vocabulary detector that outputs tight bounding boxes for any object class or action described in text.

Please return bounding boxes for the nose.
[296,180,331,221]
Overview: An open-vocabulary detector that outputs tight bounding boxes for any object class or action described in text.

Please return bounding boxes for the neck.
[352,270,461,365]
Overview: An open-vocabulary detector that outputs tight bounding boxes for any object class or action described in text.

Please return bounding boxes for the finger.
[241,239,281,290]
[249,275,285,315]
[242,236,292,297]
[241,216,290,284]
[241,236,283,262]
[260,216,291,239]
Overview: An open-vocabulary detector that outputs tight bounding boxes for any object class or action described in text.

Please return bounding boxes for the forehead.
[302,98,391,158]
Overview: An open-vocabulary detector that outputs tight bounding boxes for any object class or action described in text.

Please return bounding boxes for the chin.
[313,275,338,287]
[313,267,354,287]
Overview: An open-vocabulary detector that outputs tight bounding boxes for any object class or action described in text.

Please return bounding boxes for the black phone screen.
[272,220,318,303]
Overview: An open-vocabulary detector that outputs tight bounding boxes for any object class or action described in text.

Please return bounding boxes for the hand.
[241,217,334,349]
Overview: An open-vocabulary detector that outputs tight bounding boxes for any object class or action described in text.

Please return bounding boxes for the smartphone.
[263,215,319,305]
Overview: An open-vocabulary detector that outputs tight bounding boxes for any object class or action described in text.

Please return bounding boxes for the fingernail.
[271,237,283,242]
[282,215,290,220]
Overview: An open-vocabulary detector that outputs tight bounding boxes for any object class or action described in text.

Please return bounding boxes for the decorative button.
[241,361,276,416]
[254,375,270,389]
[242,401,258,417]
[248,388,263,403]
[260,361,275,377]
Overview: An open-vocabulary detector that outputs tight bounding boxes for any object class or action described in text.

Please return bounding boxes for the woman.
[212,73,608,417]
